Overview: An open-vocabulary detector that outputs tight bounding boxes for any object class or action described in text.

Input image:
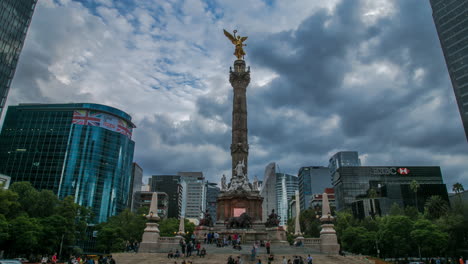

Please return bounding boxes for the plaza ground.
[113,244,377,264]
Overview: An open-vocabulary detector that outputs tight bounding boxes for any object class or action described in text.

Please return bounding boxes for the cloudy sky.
[5,0,468,188]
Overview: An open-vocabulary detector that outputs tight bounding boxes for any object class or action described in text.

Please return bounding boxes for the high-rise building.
[430,0,468,141]
[276,172,298,226]
[0,103,136,222]
[328,151,361,175]
[259,163,298,226]
[131,191,169,219]
[0,0,37,118]
[149,175,183,218]
[205,182,220,224]
[129,162,143,207]
[260,162,277,222]
[298,166,331,210]
[332,166,449,214]
[178,172,206,221]
[310,188,336,214]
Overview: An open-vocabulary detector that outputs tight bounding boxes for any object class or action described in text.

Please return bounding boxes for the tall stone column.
[230,60,250,177]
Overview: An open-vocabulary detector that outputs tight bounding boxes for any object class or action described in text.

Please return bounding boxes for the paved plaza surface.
[114,244,374,264]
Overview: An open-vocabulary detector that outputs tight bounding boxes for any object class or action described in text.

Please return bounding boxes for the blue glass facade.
[0,103,135,222]
[430,0,468,141]
[0,0,37,117]
[298,166,330,210]
[275,173,298,226]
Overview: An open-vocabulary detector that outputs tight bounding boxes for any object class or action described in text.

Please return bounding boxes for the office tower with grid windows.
[430,0,468,141]
[298,166,331,210]
[0,103,136,222]
[0,0,37,118]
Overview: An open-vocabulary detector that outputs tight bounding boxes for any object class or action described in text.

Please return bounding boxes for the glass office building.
[259,163,298,226]
[205,182,220,224]
[275,172,299,226]
[430,0,468,141]
[298,166,331,210]
[333,166,449,213]
[328,151,361,175]
[0,103,136,222]
[0,0,37,118]
[149,175,183,218]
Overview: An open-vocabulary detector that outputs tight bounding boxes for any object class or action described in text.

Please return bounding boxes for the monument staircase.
[113,251,375,264]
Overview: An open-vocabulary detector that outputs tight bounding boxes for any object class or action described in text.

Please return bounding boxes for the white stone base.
[319,224,340,255]
[139,223,160,253]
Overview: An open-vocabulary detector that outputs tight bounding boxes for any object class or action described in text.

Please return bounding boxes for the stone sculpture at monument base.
[139,193,161,253]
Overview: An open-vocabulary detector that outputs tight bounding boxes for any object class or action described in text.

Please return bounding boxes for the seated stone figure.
[265,209,281,227]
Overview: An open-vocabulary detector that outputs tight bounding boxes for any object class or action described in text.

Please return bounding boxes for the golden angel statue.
[223,29,248,60]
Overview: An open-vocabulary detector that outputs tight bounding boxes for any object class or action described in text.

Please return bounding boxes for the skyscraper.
[178,172,206,221]
[149,175,183,218]
[298,166,331,210]
[260,163,298,226]
[328,151,361,175]
[205,182,220,224]
[430,0,468,141]
[0,0,37,118]
[275,172,298,226]
[0,103,136,222]
[129,162,143,207]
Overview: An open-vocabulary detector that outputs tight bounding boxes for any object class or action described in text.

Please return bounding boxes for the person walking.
[282,256,287,264]
[306,254,313,264]
[266,240,271,254]
[460,257,464,264]
[293,256,300,264]
[187,241,193,257]
[250,246,256,261]
[196,242,201,256]
[182,240,187,256]
[52,253,58,264]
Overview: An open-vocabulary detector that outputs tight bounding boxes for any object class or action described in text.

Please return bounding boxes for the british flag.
[117,119,133,138]
[72,110,102,127]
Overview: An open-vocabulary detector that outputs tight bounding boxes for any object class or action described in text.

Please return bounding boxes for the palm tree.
[452,182,465,203]
[410,180,420,211]
[424,195,448,219]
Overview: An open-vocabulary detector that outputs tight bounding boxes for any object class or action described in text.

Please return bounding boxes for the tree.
[0,189,20,218]
[378,215,414,258]
[424,195,449,220]
[410,180,420,211]
[8,215,42,256]
[158,218,195,238]
[452,182,465,204]
[388,203,404,216]
[411,218,448,259]
[0,214,9,246]
[341,226,376,255]
[9,182,40,217]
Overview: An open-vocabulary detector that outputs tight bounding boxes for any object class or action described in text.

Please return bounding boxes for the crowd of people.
[227,254,313,264]
[38,254,116,264]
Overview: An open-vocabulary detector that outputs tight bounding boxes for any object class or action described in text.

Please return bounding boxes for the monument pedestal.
[216,190,263,223]
[319,224,340,254]
[193,225,213,240]
[139,222,160,253]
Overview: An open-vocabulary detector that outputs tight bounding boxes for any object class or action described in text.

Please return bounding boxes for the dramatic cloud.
[5,0,468,188]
